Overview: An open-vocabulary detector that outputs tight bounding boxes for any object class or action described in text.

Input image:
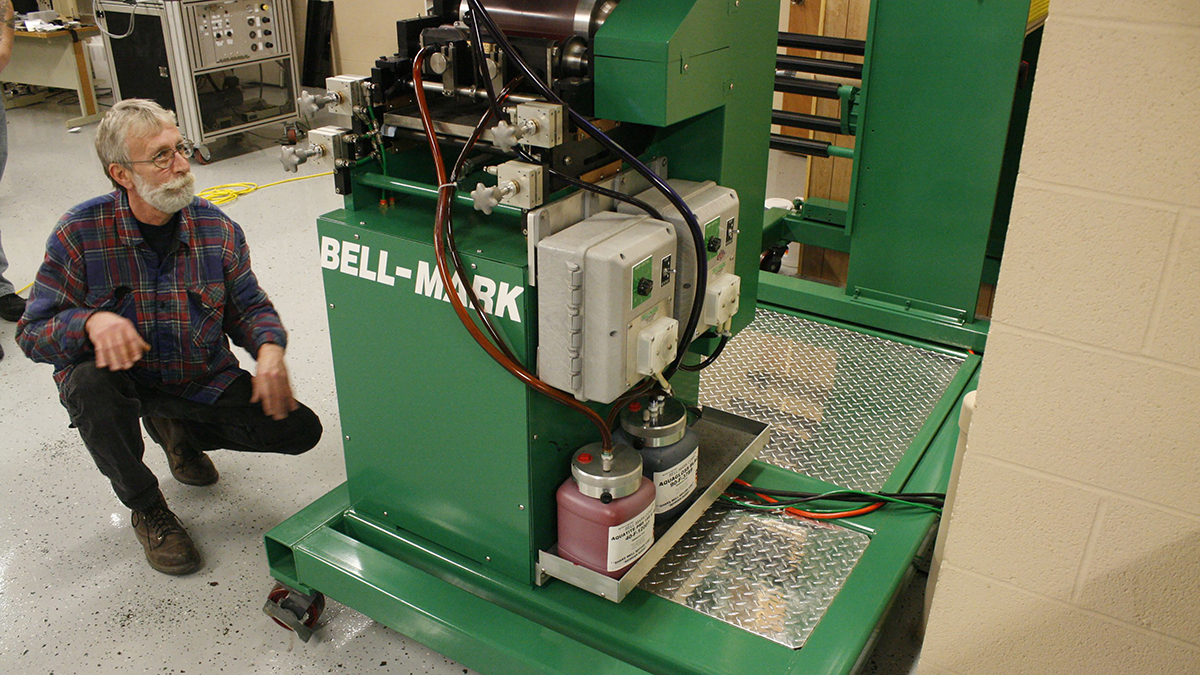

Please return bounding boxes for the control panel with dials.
[188,0,282,68]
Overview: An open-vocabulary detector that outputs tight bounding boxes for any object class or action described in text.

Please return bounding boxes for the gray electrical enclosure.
[619,180,740,338]
[537,211,678,404]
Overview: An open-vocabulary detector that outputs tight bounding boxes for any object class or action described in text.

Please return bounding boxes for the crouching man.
[17,99,322,575]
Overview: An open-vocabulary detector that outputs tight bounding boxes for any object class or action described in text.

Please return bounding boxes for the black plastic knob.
[265,42,274,49]
[636,278,653,296]
[706,236,721,253]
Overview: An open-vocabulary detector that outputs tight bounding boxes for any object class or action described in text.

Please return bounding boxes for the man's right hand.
[85,311,151,370]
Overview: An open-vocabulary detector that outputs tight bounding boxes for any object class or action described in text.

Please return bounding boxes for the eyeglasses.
[128,140,195,170]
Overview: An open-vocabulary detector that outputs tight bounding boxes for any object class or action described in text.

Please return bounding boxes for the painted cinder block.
[1020,19,1200,208]
[1075,500,1200,645]
[916,663,962,675]
[922,566,1200,675]
[1146,213,1200,369]
[968,326,1200,516]
[941,455,1101,600]
[1051,0,1200,27]
[992,183,1175,353]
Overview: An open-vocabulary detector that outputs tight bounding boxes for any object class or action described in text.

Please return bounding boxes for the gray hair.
[95,99,178,188]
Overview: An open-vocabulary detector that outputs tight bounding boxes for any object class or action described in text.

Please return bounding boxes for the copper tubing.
[412,48,614,451]
[445,77,523,363]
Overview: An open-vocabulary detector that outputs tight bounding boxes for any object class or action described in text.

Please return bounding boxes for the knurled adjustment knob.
[491,120,522,152]
[706,236,721,253]
[636,278,653,296]
[471,183,502,215]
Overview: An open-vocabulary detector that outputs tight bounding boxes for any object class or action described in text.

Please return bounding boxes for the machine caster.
[283,122,301,145]
[194,144,213,165]
[263,582,325,642]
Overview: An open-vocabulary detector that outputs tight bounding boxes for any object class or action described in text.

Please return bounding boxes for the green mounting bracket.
[800,197,848,227]
[838,85,860,136]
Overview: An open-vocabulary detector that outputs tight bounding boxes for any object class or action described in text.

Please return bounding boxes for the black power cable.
[546,167,665,221]
[678,333,730,372]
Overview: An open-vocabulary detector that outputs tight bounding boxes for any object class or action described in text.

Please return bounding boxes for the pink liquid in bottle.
[556,475,656,578]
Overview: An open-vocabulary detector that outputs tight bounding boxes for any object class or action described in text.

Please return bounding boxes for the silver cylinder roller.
[459,0,619,42]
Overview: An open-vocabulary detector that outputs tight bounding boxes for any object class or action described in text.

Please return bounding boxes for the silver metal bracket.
[262,585,320,642]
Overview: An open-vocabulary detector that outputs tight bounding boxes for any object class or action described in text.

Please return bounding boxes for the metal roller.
[459,0,619,42]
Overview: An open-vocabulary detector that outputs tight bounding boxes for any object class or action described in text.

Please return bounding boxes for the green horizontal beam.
[758,271,989,352]
[779,213,852,252]
[357,173,525,217]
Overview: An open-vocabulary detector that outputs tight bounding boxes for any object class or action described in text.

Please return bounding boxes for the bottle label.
[607,500,655,572]
[653,448,699,514]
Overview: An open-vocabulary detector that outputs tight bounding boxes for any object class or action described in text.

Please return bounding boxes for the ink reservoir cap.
[619,395,687,447]
[571,443,642,500]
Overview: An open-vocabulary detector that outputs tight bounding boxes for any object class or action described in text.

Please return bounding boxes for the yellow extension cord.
[197,171,334,206]
[13,171,334,296]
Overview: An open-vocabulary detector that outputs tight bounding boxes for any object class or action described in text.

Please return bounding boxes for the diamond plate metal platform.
[640,507,871,649]
[699,308,965,492]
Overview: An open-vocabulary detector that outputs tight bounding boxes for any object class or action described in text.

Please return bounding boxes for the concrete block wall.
[330,0,427,77]
[920,2,1200,673]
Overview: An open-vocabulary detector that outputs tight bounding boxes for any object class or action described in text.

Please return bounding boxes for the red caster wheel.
[193,144,212,165]
[263,582,325,642]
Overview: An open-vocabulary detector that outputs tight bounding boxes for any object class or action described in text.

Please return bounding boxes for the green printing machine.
[264,1,1042,672]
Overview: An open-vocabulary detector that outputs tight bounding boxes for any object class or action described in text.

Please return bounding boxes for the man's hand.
[251,343,298,421]
[85,311,151,370]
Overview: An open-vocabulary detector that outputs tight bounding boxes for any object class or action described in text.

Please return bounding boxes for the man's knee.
[63,362,137,414]
[278,405,323,456]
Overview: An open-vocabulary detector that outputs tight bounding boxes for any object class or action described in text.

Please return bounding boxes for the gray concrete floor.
[0,95,924,674]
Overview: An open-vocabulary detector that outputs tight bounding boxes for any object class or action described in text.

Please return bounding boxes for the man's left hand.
[251,343,299,420]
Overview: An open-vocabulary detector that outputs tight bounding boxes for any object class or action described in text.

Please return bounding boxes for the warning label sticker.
[653,448,699,514]
[607,500,655,572]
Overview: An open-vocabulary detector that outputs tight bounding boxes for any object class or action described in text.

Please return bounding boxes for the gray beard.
[133,171,196,214]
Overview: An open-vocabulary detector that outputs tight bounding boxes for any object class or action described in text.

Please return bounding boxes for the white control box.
[618,180,740,337]
[537,212,678,404]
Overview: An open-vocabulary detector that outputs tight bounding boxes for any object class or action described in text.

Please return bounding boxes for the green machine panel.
[317,203,596,583]
[843,0,1031,323]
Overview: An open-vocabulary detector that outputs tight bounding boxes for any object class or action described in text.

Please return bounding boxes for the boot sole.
[147,556,203,575]
[172,472,219,487]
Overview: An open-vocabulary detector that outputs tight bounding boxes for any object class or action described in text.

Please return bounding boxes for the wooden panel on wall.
[795,0,867,286]
[780,0,823,144]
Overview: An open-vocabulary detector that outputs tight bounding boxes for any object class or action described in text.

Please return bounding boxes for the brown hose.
[412,49,613,450]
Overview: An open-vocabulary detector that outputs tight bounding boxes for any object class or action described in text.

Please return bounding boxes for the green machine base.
[266,304,980,675]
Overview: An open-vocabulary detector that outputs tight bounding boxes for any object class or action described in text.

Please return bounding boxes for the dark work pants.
[62,362,323,511]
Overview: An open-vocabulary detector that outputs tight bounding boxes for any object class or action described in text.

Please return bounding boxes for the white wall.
[921,1,1200,673]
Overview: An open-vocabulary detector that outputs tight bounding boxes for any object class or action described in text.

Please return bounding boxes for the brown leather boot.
[143,417,219,486]
[131,492,202,575]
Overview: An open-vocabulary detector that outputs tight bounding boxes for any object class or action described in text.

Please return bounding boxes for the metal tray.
[537,407,770,602]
